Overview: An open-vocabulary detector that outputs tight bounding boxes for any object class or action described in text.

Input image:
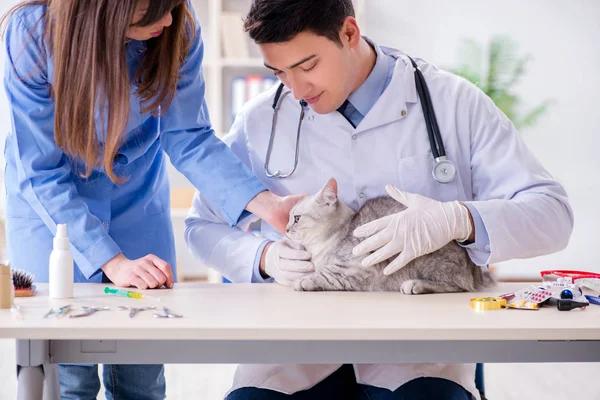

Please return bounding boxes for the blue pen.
[584,295,600,305]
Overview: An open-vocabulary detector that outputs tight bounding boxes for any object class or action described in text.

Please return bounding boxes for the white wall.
[365,0,600,278]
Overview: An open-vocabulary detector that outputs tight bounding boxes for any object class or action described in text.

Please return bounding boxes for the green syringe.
[104,287,159,301]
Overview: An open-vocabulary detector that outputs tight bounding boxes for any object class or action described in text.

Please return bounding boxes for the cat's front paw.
[400,279,427,295]
[293,277,322,292]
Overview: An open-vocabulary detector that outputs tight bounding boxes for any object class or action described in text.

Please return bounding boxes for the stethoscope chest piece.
[432,156,456,184]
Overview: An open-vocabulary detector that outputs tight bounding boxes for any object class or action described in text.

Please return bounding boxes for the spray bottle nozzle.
[56,224,67,238]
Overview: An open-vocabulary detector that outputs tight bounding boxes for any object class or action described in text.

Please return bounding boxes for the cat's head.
[286,178,351,243]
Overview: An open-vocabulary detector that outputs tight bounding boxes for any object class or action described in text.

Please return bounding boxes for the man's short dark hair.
[244,0,355,46]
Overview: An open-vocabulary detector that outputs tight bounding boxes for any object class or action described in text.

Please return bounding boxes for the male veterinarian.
[185,1,573,399]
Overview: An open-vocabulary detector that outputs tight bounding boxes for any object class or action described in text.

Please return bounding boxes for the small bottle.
[49,224,74,299]
[0,263,13,309]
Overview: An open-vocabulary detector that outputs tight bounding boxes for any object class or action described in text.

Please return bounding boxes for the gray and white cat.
[285,179,492,293]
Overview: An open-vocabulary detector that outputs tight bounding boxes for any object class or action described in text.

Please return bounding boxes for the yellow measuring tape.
[470,297,507,311]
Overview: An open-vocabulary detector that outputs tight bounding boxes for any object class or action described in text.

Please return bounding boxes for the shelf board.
[220,58,266,68]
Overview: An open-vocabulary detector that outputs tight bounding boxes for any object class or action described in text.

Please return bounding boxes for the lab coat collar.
[353,46,419,134]
[347,38,390,118]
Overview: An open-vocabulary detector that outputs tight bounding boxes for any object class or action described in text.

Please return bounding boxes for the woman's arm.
[158,20,298,232]
[4,13,121,278]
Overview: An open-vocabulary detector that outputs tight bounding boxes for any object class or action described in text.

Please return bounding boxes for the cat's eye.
[293,215,301,223]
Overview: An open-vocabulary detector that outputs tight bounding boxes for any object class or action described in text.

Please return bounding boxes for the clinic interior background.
[0,0,598,280]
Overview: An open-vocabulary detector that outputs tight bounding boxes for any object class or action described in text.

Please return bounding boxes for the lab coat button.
[352,134,357,140]
[359,192,365,199]
[401,110,407,117]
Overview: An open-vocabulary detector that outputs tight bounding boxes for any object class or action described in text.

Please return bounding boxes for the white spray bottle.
[49,224,74,299]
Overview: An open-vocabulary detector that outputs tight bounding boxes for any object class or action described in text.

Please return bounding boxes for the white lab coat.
[185,47,573,399]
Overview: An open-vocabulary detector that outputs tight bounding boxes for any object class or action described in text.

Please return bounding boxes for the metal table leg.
[43,364,60,400]
[16,340,58,400]
[16,365,44,400]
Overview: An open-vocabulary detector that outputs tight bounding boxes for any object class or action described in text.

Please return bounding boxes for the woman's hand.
[246,191,307,234]
[101,253,175,289]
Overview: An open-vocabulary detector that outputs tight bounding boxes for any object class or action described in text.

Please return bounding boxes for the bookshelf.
[192,0,367,138]
[172,0,367,281]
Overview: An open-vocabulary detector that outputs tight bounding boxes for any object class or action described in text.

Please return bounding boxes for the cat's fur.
[286,179,492,293]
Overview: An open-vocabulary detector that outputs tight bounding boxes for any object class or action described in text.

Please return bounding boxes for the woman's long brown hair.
[1,0,196,182]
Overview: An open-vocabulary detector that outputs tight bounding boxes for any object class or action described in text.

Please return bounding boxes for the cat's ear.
[316,178,338,206]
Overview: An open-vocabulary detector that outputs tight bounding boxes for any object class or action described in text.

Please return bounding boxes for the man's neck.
[350,37,377,93]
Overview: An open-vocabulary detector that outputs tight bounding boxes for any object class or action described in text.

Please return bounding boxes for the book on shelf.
[231,75,279,123]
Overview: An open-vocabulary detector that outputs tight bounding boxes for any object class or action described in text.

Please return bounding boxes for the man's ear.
[340,16,361,48]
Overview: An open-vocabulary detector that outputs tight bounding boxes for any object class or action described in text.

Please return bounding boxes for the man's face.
[260,29,357,114]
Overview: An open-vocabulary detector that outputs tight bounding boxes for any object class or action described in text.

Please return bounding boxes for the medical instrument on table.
[49,224,74,299]
[118,306,156,318]
[43,304,72,318]
[104,286,160,301]
[264,55,457,184]
[153,306,183,318]
[69,306,110,318]
[540,279,587,302]
[541,277,581,290]
[559,287,583,300]
[584,295,600,306]
[469,297,506,311]
[541,272,600,303]
[540,270,600,283]
[556,299,588,311]
[575,278,600,293]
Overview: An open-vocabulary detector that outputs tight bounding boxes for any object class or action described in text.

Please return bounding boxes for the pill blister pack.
[514,287,553,304]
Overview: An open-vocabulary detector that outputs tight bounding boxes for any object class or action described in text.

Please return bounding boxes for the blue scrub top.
[3,5,266,282]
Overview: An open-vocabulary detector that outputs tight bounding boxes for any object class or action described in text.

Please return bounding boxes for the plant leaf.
[447,35,553,132]
[516,100,555,129]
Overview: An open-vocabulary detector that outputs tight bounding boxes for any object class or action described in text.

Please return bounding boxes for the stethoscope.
[264,84,307,179]
[264,55,457,184]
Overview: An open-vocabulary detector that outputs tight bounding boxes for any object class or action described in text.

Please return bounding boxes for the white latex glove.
[352,185,472,275]
[264,239,314,286]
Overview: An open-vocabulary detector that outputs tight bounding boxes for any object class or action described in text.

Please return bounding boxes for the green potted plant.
[448,35,554,131]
